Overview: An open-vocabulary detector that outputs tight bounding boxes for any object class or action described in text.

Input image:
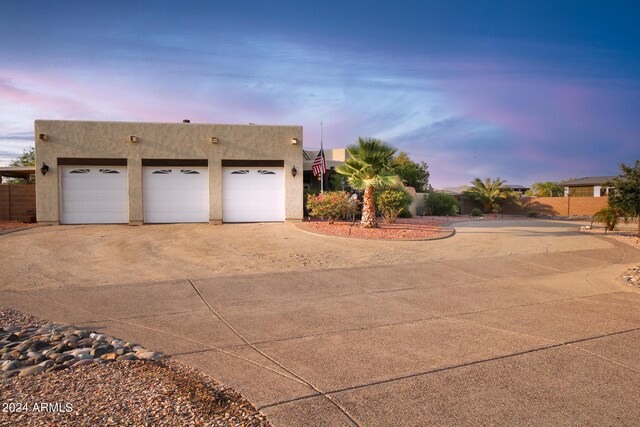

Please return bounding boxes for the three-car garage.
[57,158,289,225]
[36,121,303,225]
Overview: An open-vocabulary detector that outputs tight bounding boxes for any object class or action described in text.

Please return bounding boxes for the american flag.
[312,148,326,176]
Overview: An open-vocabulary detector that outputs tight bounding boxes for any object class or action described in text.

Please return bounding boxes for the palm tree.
[463,178,519,214]
[336,138,401,228]
[593,206,623,231]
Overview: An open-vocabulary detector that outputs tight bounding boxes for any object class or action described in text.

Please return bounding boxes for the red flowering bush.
[306,191,352,223]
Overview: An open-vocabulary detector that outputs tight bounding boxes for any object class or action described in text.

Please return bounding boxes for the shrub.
[527,211,538,218]
[470,208,483,217]
[306,191,351,223]
[593,207,622,231]
[399,209,413,218]
[376,189,413,223]
[423,192,459,216]
[303,190,315,217]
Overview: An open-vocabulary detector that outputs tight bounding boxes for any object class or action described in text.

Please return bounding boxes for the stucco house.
[302,148,349,192]
[34,120,303,225]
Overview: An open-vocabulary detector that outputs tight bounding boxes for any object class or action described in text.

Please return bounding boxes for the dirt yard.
[0,220,612,290]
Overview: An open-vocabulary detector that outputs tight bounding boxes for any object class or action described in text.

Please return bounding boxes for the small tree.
[529,181,563,197]
[376,189,412,223]
[423,192,459,216]
[10,147,35,167]
[6,146,36,184]
[306,191,351,223]
[607,160,640,237]
[390,152,430,192]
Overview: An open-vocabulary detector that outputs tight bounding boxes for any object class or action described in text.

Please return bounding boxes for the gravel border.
[1,307,270,426]
[580,227,640,250]
[296,218,454,241]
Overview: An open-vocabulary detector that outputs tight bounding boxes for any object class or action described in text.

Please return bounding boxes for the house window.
[568,186,593,197]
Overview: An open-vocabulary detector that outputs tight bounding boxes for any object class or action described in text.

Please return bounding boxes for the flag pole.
[320,121,324,194]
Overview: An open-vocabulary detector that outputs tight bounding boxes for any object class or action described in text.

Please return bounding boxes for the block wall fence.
[0,185,36,222]
[416,193,609,217]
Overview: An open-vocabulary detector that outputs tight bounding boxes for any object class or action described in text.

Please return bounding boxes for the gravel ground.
[1,307,269,427]
[579,227,640,289]
[300,218,446,240]
[621,265,640,288]
[581,227,640,250]
[0,307,46,329]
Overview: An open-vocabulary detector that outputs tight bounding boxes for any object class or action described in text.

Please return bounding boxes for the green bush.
[376,189,413,223]
[470,208,483,217]
[399,209,413,218]
[306,191,351,223]
[423,192,459,216]
[527,211,538,218]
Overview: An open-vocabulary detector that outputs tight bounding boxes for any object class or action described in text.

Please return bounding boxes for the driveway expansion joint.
[186,278,363,426]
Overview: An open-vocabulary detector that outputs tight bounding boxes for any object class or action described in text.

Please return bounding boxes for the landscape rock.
[136,350,164,361]
[18,365,45,377]
[0,309,166,379]
[2,360,22,371]
[55,354,75,364]
[38,359,55,369]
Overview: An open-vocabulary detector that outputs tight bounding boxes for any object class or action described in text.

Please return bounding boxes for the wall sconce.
[38,133,48,141]
[210,137,218,144]
[291,138,299,145]
[40,162,49,176]
[291,166,297,177]
[129,135,138,143]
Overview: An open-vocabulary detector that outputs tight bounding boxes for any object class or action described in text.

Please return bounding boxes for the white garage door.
[143,167,209,223]
[60,166,128,224]
[223,167,285,222]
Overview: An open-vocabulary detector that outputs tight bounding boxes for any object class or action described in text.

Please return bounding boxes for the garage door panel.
[60,166,128,224]
[143,167,209,223]
[223,167,284,222]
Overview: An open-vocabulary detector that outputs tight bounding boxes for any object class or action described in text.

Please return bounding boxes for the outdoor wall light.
[38,133,48,141]
[291,166,297,177]
[211,136,219,144]
[40,162,49,176]
[129,135,138,143]
[291,138,299,145]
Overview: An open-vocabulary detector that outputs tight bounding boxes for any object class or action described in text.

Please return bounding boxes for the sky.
[1,1,639,188]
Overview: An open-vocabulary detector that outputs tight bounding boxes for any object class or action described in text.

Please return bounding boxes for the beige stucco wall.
[35,120,303,224]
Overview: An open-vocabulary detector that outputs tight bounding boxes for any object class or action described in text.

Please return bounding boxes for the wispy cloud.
[0,5,639,182]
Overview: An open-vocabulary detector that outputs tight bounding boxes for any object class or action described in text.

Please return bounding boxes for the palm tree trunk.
[361,187,378,228]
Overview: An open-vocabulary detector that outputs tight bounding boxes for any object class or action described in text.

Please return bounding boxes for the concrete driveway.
[2,220,640,425]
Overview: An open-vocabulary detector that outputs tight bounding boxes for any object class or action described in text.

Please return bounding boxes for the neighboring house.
[35,120,303,225]
[503,184,530,196]
[303,148,349,192]
[560,176,617,197]
[438,185,470,196]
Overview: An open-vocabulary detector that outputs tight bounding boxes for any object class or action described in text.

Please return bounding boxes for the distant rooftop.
[0,166,36,179]
[504,184,529,190]
[439,185,470,195]
[560,176,617,186]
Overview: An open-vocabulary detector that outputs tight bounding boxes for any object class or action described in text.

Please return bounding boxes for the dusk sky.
[1,1,639,187]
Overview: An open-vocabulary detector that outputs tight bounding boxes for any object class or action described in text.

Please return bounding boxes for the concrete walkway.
[2,220,640,425]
